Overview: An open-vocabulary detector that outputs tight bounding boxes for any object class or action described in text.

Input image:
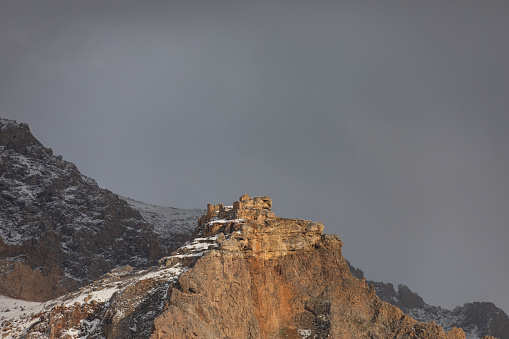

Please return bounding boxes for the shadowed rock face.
[0,118,163,301]
[458,302,509,339]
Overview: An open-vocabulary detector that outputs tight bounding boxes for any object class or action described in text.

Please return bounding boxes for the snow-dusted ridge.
[0,117,209,303]
[373,283,509,339]
[347,261,509,339]
[0,118,174,300]
[120,196,203,237]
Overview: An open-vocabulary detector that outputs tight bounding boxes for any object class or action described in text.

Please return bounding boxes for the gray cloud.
[2,1,509,313]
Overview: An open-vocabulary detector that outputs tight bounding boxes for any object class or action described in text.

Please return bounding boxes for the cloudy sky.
[2,1,509,314]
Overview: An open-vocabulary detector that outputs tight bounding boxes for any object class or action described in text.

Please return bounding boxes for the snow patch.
[121,196,203,236]
[0,295,47,338]
[298,328,312,338]
[138,263,188,282]
[64,286,120,306]
[205,218,245,225]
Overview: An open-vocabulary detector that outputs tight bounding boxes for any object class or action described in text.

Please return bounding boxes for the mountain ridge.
[0,118,199,301]
[348,261,509,339]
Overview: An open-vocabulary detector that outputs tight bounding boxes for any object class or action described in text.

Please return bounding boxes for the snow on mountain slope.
[373,284,509,339]
[404,301,509,339]
[3,195,470,339]
[121,196,203,250]
[121,197,203,235]
[0,295,45,337]
[1,235,220,338]
[0,118,168,301]
[0,118,201,302]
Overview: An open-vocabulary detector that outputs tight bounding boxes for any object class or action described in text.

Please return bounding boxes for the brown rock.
[0,259,69,301]
[151,195,467,339]
[152,241,466,338]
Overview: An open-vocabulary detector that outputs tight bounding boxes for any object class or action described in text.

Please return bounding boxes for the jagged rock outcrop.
[151,195,467,339]
[348,262,507,339]
[14,194,470,338]
[0,118,199,302]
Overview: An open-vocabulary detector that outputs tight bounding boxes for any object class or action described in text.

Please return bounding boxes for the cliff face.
[17,194,469,339]
[0,118,198,302]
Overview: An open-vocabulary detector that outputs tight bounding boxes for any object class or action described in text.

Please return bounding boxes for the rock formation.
[152,195,467,339]
[13,194,472,338]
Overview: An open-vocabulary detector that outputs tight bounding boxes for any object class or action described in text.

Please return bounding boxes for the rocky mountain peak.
[194,194,330,260]
[0,118,44,157]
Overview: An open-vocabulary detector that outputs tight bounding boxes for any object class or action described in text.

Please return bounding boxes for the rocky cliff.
[8,194,473,339]
[0,118,199,302]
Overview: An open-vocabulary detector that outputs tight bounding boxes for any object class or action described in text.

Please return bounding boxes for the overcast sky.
[1,1,509,314]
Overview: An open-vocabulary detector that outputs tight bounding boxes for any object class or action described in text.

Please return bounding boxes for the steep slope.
[121,196,203,252]
[0,118,196,302]
[348,262,509,339]
[12,194,470,339]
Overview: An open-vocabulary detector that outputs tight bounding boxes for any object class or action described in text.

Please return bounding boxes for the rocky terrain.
[0,118,200,301]
[2,194,473,338]
[348,262,509,339]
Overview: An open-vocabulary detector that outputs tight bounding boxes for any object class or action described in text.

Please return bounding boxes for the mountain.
[0,118,200,302]
[0,118,503,338]
[2,194,472,338]
[347,262,509,339]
